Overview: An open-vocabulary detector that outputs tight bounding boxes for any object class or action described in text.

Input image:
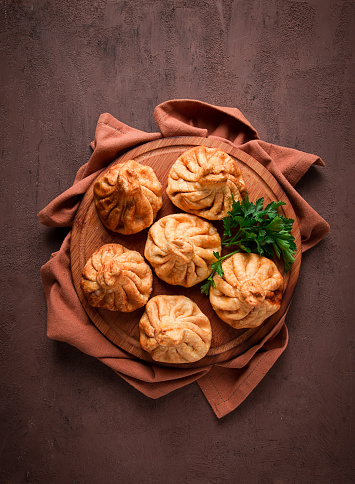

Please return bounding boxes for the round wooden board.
[71,137,301,368]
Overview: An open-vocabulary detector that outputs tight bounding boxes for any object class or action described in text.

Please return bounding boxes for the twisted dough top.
[209,252,284,329]
[166,146,247,220]
[139,295,212,363]
[80,243,153,312]
[94,160,162,234]
[144,213,222,287]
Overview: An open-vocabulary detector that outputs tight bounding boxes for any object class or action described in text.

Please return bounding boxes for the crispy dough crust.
[209,252,284,329]
[94,160,162,234]
[144,213,221,287]
[166,146,247,220]
[139,295,212,363]
[80,243,153,312]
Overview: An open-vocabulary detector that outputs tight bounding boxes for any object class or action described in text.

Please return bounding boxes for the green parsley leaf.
[200,279,214,295]
[201,194,296,294]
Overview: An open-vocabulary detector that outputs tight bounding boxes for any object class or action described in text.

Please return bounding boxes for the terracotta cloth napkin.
[38,99,329,418]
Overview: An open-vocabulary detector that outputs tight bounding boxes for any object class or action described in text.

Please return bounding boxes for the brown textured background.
[1,1,354,483]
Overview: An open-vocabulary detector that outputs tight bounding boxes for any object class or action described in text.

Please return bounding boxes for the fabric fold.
[197,316,288,418]
[38,99,329,418]
[154,99,259,143]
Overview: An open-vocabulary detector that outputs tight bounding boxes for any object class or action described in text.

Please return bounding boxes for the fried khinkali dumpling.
[80,243,153,312]
[139,295,212,363]
[209,253,284,329]
[93,160,163,234]
[144,213,222,287]
[166,146,247,220]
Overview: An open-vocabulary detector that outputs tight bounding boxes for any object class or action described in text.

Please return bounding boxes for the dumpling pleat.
[144,213,221,288]
[94,160,162,234]
[167,146,246,220]
[139,296,212,364]
[81,243,153,312]
[209,253,284,329]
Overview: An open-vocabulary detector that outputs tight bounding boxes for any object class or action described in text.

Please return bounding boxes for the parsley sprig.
[201,195,296,295]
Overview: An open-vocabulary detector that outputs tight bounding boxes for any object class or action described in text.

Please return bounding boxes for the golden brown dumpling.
[166,146,247,220]
[80,243,153,312]
[144,213,222,287]
[93,160,162,234]
[139,295,212,364]
[209,253,284,329]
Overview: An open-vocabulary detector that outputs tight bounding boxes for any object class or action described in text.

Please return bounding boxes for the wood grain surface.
[71,137,301,367]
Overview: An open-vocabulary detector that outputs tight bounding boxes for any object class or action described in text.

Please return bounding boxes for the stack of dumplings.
[79,147,285,365]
